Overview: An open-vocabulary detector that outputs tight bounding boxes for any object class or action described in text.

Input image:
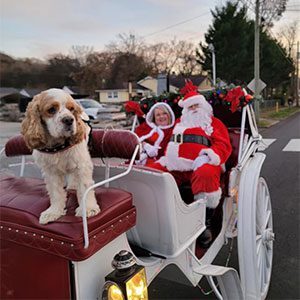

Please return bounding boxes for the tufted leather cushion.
[90,129,140,159]
[5,129,140,160]
[5,135,32,157]
[0,175,136,261]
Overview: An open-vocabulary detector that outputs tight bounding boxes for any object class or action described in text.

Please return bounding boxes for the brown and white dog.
[21,88,100,224]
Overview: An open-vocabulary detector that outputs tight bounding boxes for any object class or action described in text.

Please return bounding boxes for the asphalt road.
[260,112,300,300]
[148,112,300,300]
[0,114,299,299]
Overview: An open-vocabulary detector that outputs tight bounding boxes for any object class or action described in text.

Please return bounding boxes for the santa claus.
[149,81,232,247]
[135,102,175,165]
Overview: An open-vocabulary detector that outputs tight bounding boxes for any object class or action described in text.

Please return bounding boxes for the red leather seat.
[1,130,139,299]
[0,175,136,261]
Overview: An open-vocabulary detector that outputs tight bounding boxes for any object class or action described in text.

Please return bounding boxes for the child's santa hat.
[178,80,208,109]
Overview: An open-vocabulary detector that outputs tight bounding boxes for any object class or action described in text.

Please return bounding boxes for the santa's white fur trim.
[158,142,193,171]
[193,193,207,204]
[172,123,187,134]
[138,128,156,142]
[205,188,222,208]
[138,126,164,149]
[145,102,175,129]
[200,148,221,166]
[178,94,207,108]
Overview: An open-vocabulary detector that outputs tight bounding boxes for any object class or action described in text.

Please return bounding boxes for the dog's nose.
[62,116,74,126]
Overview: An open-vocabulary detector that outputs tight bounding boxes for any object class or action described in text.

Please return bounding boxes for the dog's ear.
[21,94,48,150]
[70,101,86,145]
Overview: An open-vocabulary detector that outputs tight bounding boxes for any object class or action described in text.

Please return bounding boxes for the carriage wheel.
[238,177,274,299]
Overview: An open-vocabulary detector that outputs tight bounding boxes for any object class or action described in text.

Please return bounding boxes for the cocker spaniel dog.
[21,88,100,224]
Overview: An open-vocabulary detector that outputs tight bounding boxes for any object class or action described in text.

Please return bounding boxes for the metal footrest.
[194,264,244,300]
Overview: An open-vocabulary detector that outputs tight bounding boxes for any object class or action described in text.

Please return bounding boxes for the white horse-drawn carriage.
[0,93,274,299]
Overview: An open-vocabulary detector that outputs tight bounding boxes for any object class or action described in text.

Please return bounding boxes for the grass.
[258,119,272,128]
[261,106,300,119]
[258,106,300,128]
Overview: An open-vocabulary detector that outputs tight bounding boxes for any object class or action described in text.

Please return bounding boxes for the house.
[62,86,89,99]
[169,74,212,91]
[0,87,23,121]
[96,82,152,104]
[138,74,213,95]
[19,88,44,98]
[19,88,45,112]
[0,87,20,104]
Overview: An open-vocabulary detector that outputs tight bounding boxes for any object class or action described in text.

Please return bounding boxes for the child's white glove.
[143,143,159,158]
[192,155,210,170]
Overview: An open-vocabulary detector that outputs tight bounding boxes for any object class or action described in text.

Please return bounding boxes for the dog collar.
[38,140,74,154]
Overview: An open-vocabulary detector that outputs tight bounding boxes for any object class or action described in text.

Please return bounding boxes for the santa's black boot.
[198,208,215,248]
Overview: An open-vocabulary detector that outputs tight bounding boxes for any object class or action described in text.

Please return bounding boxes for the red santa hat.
[178,80,208,109]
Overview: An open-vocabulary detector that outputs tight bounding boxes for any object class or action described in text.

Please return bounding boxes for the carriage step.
[194,264,244,300]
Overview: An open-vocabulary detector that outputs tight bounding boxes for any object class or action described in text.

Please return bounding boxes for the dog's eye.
[47,107,56,114]
[69,107,75,112]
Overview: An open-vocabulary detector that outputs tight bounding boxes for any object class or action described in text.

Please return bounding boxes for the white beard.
[181,107,213,136]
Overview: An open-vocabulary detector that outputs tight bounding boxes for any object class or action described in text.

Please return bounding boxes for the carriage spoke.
[265,194,270,210]
[259,210,271,233]
[260,252,266,285]
[262,185,268,213]
[266,239,273,251]
[265,247,271,268]
[256,208,264,233]
[257,245,263,271]
[256,236,262,254]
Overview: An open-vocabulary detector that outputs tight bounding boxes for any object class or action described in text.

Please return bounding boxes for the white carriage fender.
[238,151,273,300]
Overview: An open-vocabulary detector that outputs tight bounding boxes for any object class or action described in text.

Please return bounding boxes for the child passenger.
[135,102,175,165]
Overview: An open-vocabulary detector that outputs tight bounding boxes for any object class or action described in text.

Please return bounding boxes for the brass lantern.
[102,250,148,300]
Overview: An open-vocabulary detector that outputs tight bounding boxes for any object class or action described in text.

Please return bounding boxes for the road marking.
[282,139,300,152]
[258,139,276,151]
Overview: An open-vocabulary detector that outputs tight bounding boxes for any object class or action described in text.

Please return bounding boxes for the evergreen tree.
[196,2,253,84]
[196,1,293,90]
[260,31,294,90]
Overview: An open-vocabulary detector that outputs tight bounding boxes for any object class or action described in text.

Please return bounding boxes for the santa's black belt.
[170,134,211,146]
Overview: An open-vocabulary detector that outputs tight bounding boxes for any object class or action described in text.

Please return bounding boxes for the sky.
[0,0,299,61]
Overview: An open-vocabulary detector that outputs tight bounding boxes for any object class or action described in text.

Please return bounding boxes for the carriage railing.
[237,104,262,170]
[0,145,29,178]
[81,144,140,248]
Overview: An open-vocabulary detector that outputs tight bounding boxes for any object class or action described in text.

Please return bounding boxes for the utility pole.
[254,0,260,122]
[208,44,216,86]
[296,41,299,107]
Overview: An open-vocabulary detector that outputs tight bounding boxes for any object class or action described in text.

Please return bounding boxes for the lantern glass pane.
[125,268,148,300]
[102,282,125,300]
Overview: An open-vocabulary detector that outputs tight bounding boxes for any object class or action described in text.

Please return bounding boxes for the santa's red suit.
[148,87,232,208]
[135,102,175,165]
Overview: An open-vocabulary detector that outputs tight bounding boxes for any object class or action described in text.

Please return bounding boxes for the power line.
[142,11,211,39]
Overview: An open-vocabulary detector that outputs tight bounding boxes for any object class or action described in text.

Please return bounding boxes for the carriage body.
[0,100,274,299]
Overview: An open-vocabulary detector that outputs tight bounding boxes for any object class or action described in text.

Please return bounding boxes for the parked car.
[75,99,120,121]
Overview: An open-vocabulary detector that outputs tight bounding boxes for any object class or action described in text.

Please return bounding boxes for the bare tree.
[71,51,114,95]
[143,43,165,74]
[143,38,200,75]
[277,21,298,59]
[70,45,94,66]
[106,32,145,56]
[176,41,202,76]
[241,0,287,27]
